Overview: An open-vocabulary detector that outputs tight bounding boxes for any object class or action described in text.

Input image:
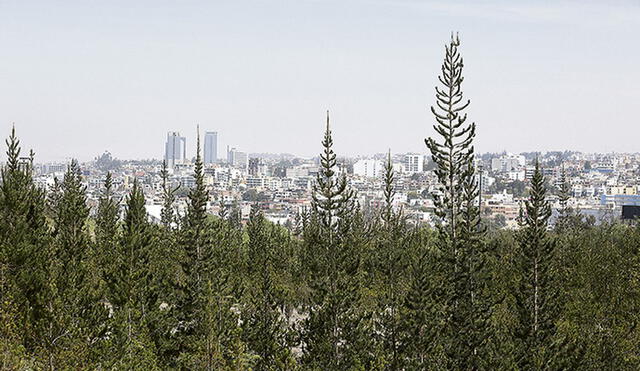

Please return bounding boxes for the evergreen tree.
[0,264,29,368]
[242,205,294,369]
[160,160,178,228]
[518,159,556,369]
[95,172,120,301]
[0,127,50,356]
[175,130,207,362]
[424,33,487,368]
[381,150,396,227]
[95,173,119,255]
[401,243,448,368]
[311,111,355,235]
[0,128,46,366]
[88,172,120,364]
[45,159,92,367]
[176,129,245,368]
[555,164,572,232]
[107,179,158,367]
[177,129,210,349]
[375,150,412,369]
[228,200,242,229]
[302,112,364,369]
[148,163,184,366]
[425,33,476,247]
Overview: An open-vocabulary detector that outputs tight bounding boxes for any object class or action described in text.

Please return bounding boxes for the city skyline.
[3,2,640,367]
[2,0,640,161]
[12,124,640,165]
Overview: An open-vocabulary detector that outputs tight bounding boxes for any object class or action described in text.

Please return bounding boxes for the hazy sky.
[1,0,639,162]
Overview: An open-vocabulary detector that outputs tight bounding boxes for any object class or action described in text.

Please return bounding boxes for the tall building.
[204,131,218,165]
[165,132,186,168]
[403,154,424,174]
[227,146,248,170]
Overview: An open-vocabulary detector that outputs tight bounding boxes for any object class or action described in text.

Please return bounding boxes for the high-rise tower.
[165,131,186,168]
[204,131,218,165]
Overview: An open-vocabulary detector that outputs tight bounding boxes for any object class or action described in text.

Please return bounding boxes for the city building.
[204,131,218,165]
[227,146,248,169]
[353,159,382,178]
[165,132,186,168]
[249,158,267,176]
[491,153,525,172]
[601,194,640,207]
[403,154,424,174]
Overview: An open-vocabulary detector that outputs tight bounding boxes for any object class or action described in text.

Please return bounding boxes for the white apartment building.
[403,154,424,174]
[353,159,383,178]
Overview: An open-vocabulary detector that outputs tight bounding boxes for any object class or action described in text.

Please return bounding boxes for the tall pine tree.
[0,127,50,360]
[518,159,556,369]
[424,33,487,368]
[303,111,366,369]
[46,159,92,367]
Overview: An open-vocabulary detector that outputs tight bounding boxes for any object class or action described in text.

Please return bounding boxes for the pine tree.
[242,205,294,369]
[424,33,487,368]
[401,244,448,368]
[425,33,476,247]
[558,164,570,213]
[302,111,364,369]
[311,111,355,235]
[0,128,45,366]
[376,151,411,369]
[555,164,572,232]
[518,159,556,369]
[0,266,29,369]
[45,159,92,367]
[148,163,184,366]
[459,159,490,369]
[176,129,245,368]
[160,160,178,228]
[0,127,50,356]
[177,129,210,349]
[95,172,120,301]
[86,172,120,364]
[228,200,242,229]
[95,173,119,253]
[381,150,396,227]
[120,180,159,367]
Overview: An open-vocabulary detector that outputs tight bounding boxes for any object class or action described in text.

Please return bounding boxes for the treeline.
[2,35,640,370]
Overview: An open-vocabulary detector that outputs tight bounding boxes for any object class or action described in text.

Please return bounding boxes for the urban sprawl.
[28,130,640,229]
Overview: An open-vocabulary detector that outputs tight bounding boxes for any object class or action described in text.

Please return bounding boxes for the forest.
[1,36,639,370]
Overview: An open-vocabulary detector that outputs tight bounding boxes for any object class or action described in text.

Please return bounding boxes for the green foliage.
[2,36,640,369]
[160,159,179,228]
[311,111,355,233]
[0,127,51,356]
[517,159,556,369]
[424,33,491,368]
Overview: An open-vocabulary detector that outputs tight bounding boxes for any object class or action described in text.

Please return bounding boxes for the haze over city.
[1,0,639,161]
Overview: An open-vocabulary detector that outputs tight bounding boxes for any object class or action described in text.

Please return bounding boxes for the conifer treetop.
[382,149,396,225]
[311,111,354,232]
[425,32,476,243]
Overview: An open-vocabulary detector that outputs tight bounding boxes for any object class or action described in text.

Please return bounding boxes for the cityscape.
[3,0,640,368]
[27,128,640,230]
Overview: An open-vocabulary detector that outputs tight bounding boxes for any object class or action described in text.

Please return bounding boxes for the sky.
[1,0,639,162]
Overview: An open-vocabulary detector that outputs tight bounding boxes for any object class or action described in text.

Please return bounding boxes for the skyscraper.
[165,131,186,168]
[204,131,218,165]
